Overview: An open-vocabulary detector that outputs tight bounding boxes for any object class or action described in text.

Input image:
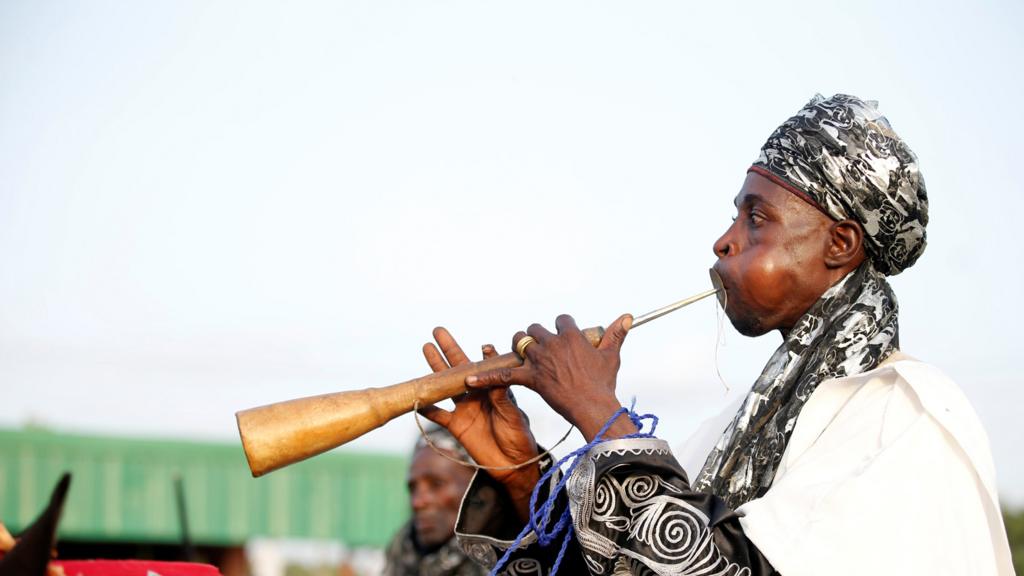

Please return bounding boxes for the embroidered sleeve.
[566,438,778,576]
[455,440,776,575]
[455,456,588,575]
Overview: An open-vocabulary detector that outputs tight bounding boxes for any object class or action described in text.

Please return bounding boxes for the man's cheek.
[743,257,786,309]
[438,485,458,508]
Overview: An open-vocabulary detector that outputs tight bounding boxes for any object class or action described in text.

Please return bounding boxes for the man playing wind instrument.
[417,94,1015,575]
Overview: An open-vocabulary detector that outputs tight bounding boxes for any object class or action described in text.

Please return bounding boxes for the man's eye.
[749,211,766,225]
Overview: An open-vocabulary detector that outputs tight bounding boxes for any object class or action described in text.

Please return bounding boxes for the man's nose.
[411,486,431,511]
[713,224,736,258]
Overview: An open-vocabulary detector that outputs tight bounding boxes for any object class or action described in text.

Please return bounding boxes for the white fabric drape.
[678,353,1014,575]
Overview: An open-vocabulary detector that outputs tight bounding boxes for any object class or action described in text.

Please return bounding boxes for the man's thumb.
[599,313,632,351]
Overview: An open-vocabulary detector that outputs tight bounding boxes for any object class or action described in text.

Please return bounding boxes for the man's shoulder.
[889,356,1001,494]
[857,354,990,458]
[829,352,976,426]
[827,355,990,458]
[825,354,1001,505]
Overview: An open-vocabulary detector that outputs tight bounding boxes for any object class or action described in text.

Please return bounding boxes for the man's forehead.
[733,191,774,208]
[408,447,469,479]
[733,173,789,208]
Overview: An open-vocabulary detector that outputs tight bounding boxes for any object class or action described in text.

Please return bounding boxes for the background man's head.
[712,94,929,336]
[406,426,475,550]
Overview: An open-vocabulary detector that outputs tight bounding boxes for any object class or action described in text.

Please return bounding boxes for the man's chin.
[727,311,771,337]
[414,524,450,550]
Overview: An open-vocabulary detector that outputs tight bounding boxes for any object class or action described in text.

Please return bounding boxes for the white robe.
[676,352,1015,576]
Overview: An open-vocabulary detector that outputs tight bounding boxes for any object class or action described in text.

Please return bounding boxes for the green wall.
[0,429,409,547]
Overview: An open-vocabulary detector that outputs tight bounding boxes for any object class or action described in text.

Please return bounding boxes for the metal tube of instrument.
[631,288,719,328]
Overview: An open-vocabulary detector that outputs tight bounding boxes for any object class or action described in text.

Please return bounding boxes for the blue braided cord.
[488,400,659,576]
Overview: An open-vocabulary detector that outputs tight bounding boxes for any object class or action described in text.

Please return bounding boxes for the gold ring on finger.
[515,336,537,359]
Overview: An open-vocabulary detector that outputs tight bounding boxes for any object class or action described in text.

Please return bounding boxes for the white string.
[713,288,731,394]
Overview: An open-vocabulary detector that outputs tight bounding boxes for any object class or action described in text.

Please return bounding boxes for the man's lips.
[709,267,727,307]
[711,264,731,299]
[414,514,441,533]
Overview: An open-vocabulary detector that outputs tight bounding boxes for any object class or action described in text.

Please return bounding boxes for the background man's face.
[711,172,837,336]
[406,447,475,549]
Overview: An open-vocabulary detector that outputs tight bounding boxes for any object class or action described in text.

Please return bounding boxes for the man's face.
[407,447,475,550]
[711,172,837,336]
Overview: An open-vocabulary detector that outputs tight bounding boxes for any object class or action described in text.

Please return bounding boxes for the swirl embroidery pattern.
[568,439,750,576]
[494,558,544,576]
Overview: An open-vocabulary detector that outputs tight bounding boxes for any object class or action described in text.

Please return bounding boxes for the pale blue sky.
[2,1,1022,504]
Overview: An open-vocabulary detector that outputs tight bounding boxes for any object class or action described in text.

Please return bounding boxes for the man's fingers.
[487,386,516,413]
[511,331,539,363]
[487,385,509,403]
[417,403,452,428]
[526,322,555,343]
[422,342,450,373]
[597,313,633,352]
[555,313,592,346]
[488,387,531,426]
[481,344,498,359]
[452,388,494,409]
[433,326,471,367]
[554,314,580,335]
[485,384,521,407]
[466,366,533,389]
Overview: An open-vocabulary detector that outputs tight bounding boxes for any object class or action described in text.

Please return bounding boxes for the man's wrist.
[505,466,540,498]
[576,400,638,442]
[504,466,541,523]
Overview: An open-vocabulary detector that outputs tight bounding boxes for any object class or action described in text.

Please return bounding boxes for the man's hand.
[466,313,637,442]
[418,327,541,522]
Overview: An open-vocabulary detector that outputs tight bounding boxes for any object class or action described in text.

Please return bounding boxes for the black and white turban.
[749,94,929,276]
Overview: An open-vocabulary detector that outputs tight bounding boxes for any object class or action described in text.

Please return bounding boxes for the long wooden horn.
[235,327,605,477]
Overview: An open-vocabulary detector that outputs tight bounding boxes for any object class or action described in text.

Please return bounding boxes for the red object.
[54,560,222,576]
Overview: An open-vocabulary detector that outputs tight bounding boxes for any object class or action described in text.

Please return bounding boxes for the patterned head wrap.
[415,423,474,464]
[750,94,928,276]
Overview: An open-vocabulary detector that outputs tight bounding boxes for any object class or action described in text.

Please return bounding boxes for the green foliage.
[1005,506,1024,574]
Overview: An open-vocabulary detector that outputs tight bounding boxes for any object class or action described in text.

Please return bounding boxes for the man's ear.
[825,219,865,268]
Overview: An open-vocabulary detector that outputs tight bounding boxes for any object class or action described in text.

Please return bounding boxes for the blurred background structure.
[1,0,1022,574]
[0,428,405,574]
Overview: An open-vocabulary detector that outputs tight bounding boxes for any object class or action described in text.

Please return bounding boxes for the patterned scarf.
[694,262,899,508]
